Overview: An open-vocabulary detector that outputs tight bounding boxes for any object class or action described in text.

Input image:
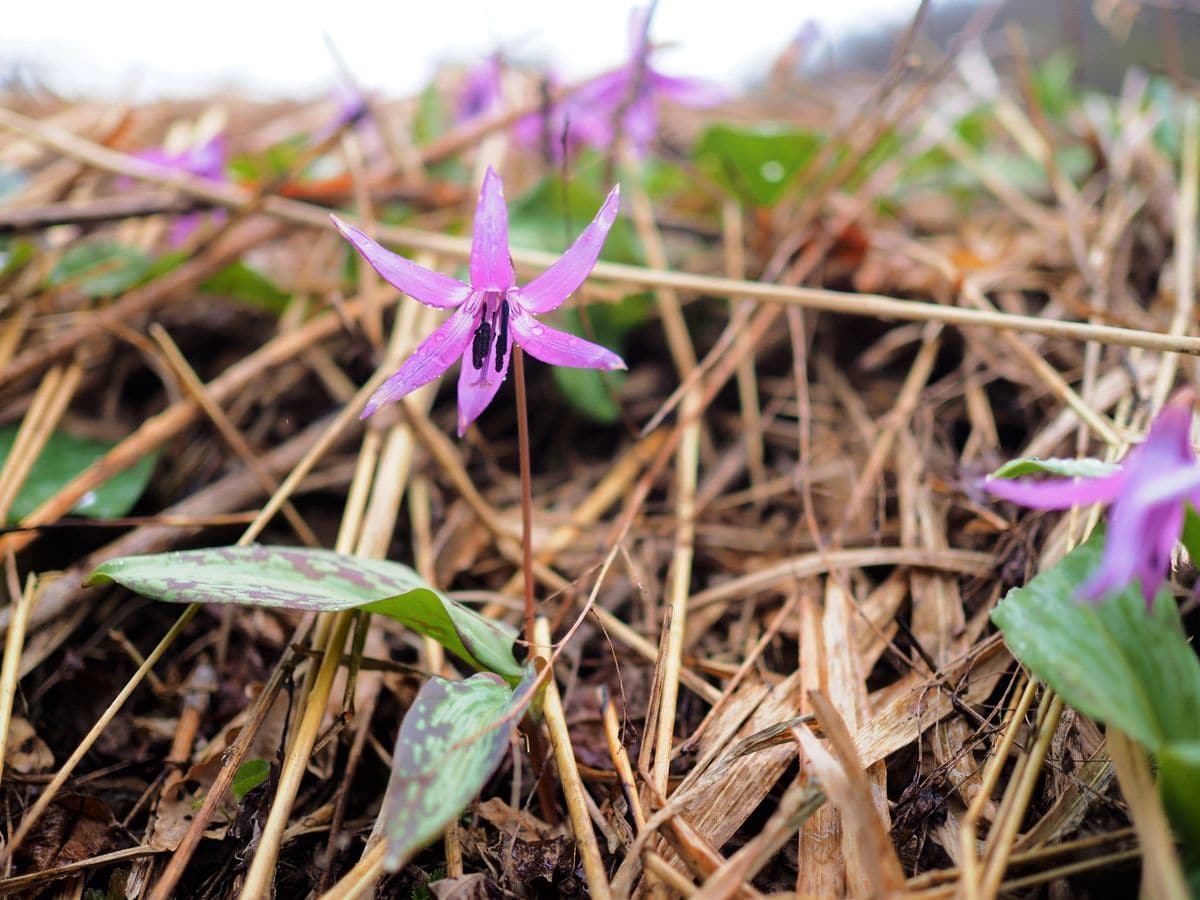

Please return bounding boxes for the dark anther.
[472,321,493,370]
[495,299,510,372]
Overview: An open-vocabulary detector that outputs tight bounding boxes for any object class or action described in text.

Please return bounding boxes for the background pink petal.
[983,471,1125,510]
[515,185,620,314]
[332,216,472,310]
[650,72,728,108]
[1129,466,1200,506]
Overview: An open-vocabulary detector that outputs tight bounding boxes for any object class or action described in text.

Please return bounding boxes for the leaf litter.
[1,4,1198,897]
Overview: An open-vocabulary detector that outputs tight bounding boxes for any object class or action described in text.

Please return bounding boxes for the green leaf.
[47,242,155,297]
[693,124,823,207]
[1160,742,1200,860]
[546,302,643,423]
[989,457,1121,480]
[552,366,623,423]
[231,758,271,801]
[1181,508,1200,567]
[1146,76,1184,161]
[85,546,522,682]
[382,668,535,870]
[201,261,291,314]
[228,138,307,185]
[992,531,1200,749]
[1031,50,1079,123]
[414,83,449,146]
[0,426,158,523]
[509,174,641,265]
[0,239,35,280]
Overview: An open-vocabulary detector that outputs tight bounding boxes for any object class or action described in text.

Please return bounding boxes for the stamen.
[471,321,493,370]
[494,299,510,372]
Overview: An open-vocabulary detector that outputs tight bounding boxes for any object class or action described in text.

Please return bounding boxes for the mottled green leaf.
[693,124,823,207]
[992,531,1200,749]
[0,426,158,524]
[231,758,270,801]
[47,242,155,297]
[989,457,1121,480]
[85,546,522,682]
[382,668,535,870]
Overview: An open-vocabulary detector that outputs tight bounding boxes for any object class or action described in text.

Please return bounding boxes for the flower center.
[470,293,511,377]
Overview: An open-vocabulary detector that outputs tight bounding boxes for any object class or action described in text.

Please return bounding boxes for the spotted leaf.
[86,546,521,682]
[382,668,536,870]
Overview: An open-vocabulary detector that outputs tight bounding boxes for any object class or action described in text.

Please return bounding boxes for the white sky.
[2,0,922,100]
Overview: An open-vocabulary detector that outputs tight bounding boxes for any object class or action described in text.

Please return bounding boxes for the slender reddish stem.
[512,347,536,651]
[512,348,559,823]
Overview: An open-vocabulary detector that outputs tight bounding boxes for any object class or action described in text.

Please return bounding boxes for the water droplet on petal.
[531,325,545,336]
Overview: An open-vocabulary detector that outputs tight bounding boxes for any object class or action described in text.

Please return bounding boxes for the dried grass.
[0,6,1192,897]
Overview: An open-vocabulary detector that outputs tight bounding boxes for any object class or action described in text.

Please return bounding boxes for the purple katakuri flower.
[984,390,1200,604]
[136,134,228,182]
[518,6,723,159]
[457,55,505,123]
[332,167,624,435]
[133,135,229,245]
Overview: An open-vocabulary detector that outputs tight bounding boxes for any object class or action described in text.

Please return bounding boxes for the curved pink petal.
[1081,491,1180,603]
[1080,528,1140,603]
[514,185,620,315]
[135,148,176,169]
[620,92,659,153]
[576,70,634,110]
[1130,392,1196,472]
[456,327,513,435]
[510,308,625,370]
[469,168,514,292]
[1142,501,1184,601]
[983,471,1126,510]
[185,135,228,180]
[649,72,728,108]
[1129,465,1200,506]
[168,213,204,247]
[331,215,471,310]
[457,56,503,123]
[362,304,477,418]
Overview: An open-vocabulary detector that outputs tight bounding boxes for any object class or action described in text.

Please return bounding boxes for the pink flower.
[518,6,723,159]
[133,135,228,245]
[456,55,504,123]
[984,391,1200,603]
[136,135,227,183]
[332,167,624,435]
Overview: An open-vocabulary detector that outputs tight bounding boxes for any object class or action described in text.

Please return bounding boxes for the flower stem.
[513,347,536,651]
[512,347,560,824]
